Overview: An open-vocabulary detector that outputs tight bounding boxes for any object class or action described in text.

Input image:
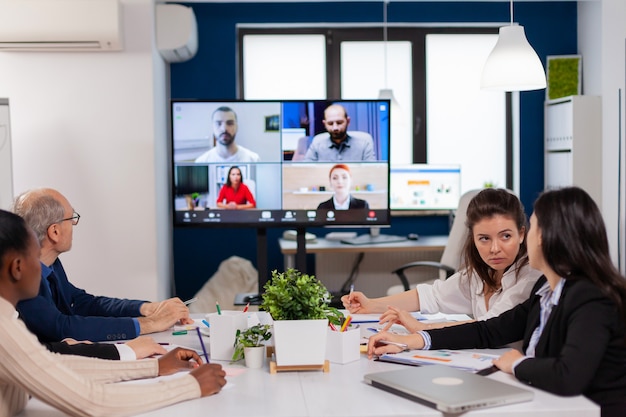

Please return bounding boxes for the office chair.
[388,189,482,295]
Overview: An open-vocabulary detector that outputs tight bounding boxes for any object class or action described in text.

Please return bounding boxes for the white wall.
[0,0,171,301]
[579,0,626,270]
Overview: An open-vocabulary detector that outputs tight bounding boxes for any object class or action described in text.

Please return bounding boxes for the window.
[239,26,513,194]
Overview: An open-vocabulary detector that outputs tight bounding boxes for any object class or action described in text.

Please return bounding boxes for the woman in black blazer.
[317,164,369,210]
[368,187,626,417]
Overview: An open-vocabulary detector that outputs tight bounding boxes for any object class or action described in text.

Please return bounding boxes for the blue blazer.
[17,258,147,342]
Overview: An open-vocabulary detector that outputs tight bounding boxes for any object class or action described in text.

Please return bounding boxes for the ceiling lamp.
[378,1,399,105]
[481,0,546,91]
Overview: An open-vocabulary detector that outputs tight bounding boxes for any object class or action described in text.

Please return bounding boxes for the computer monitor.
[390,164,461,212]
[170,99,391,228]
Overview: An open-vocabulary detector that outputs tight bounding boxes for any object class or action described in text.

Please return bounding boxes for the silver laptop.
[363,365,534,413]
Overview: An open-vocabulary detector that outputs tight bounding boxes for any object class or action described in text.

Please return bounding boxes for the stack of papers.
[377,349,498,374]
[348,312,472,324]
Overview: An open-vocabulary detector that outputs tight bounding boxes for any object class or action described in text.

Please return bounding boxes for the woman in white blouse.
[342,188,542,332]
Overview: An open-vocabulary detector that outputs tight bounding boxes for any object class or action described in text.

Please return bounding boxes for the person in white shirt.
[342,188,542,331]
[194,106,260,163]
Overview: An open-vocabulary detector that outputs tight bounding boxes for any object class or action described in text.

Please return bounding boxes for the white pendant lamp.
[481,0,546,91]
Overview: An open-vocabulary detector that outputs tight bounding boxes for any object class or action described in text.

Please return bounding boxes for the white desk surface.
[20,318,599,417]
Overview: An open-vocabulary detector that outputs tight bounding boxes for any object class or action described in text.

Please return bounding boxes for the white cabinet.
[0,98,12,210]
[544,95,602,206]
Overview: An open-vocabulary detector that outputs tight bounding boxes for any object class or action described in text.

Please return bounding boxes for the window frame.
[237,25,513,188]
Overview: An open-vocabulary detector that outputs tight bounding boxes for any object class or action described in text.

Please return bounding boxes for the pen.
[242,302,250,313]
[172,330,187,335]
[196,327,210,363]
[216,301,222,315]
[378,340,409,351]
[183,297,198,306]
[201,319,210,329]
[367,327,381,333]
[348,284,354,307]
[329,322,338,331]
[340,315,352,332]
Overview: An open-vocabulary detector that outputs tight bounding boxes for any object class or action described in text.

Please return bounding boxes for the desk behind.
[21,321,600,417]
[279,235,448,298]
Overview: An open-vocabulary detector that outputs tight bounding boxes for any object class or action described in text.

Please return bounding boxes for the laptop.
[363,364,534,413]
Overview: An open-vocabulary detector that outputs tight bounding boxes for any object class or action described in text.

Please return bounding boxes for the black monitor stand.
[234,227,308,306]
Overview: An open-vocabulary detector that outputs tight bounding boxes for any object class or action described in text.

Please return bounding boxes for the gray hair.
[12,189,65,245]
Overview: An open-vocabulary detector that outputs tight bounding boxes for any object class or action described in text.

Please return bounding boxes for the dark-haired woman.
[368,187,626,416]
[344,188,542,331]
[216,165,256,209]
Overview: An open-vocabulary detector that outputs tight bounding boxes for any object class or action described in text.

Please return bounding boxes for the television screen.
[171,99,391,227]
[390,164,462,212]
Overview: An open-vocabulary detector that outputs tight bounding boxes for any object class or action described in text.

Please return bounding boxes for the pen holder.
[325,325,360,364]
[207,311,249,361]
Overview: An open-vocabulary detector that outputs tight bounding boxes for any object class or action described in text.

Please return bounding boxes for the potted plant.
[260,269,343,367]
[232,324,272,368]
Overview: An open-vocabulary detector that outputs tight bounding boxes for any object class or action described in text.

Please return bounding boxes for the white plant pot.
[272,319,328,366]
[244,346,266,369]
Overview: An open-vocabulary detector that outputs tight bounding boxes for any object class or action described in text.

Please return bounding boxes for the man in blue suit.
[13,188,193,342]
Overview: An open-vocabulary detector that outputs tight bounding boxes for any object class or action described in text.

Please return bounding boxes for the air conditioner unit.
[0,0,123,52]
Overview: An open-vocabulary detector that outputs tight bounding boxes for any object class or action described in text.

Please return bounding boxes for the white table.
[19,321,600,417]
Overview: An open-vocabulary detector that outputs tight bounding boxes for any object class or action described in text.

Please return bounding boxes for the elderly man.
[14,188,193,342]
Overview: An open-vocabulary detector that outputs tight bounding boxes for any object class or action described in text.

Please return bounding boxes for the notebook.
[363,364,533,413]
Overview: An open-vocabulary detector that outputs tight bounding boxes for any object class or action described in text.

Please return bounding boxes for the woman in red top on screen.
[216,166,256,209]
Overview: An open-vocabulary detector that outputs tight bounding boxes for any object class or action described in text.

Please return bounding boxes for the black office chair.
[388,189,481,294]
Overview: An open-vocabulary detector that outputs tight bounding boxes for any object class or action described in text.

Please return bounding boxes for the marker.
[183,297,198,306]
[196,327,210,363]
[172,330,187,335]
[216,301,222,315]
[201,319,210,329]
[242,302,250,313]
[329,322,338,331]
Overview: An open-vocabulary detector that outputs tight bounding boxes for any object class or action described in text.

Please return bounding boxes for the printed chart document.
[376,349,499,374]
[348,311,471,324]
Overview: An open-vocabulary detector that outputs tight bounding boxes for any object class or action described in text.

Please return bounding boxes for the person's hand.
[492,349,524,374]
[366,331,424,359]
[340,291,385,314]
[125,336,167,359]
[157,347,203,376]
[138,298,192,334]
[190,364,227,397]
[379,305,425,333]
[61,338,93,345]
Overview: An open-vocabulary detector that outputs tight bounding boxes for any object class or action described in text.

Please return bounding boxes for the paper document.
[347,311,471,324]
[377,349,498,373]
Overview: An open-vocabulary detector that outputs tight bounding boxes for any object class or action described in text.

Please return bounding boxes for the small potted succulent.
[260,269,343,367]
[232,324,272,368]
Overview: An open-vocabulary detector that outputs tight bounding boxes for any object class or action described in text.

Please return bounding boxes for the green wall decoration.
[546,55,582,100]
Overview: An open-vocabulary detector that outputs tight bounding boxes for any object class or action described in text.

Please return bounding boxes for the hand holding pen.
[340,290,373,314]
[367,331,425,359]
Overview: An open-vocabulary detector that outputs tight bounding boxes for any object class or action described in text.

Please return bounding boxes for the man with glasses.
[12,188,194,343]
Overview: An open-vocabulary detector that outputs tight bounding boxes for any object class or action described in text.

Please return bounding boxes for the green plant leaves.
[260,269,344,324]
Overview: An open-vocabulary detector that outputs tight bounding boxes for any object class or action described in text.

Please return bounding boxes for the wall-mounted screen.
[390,164,461,212]
[171,99,391,227]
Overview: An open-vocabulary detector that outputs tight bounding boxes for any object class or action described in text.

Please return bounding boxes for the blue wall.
[170,1,577,299]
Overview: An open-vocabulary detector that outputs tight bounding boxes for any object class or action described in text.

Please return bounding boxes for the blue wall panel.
[170,1,577,299]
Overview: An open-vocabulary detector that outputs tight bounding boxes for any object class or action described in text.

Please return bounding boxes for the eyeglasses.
[57,211,81,226]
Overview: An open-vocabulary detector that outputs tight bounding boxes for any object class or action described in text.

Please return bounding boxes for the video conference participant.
[304,104,376,162]
[367,187,626,417]
[317,164,369,210]
[195,106,260,163]
[0,209,226,417]
[343,188,541,331]
[14,188,194,343]
[216,165,256,209]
